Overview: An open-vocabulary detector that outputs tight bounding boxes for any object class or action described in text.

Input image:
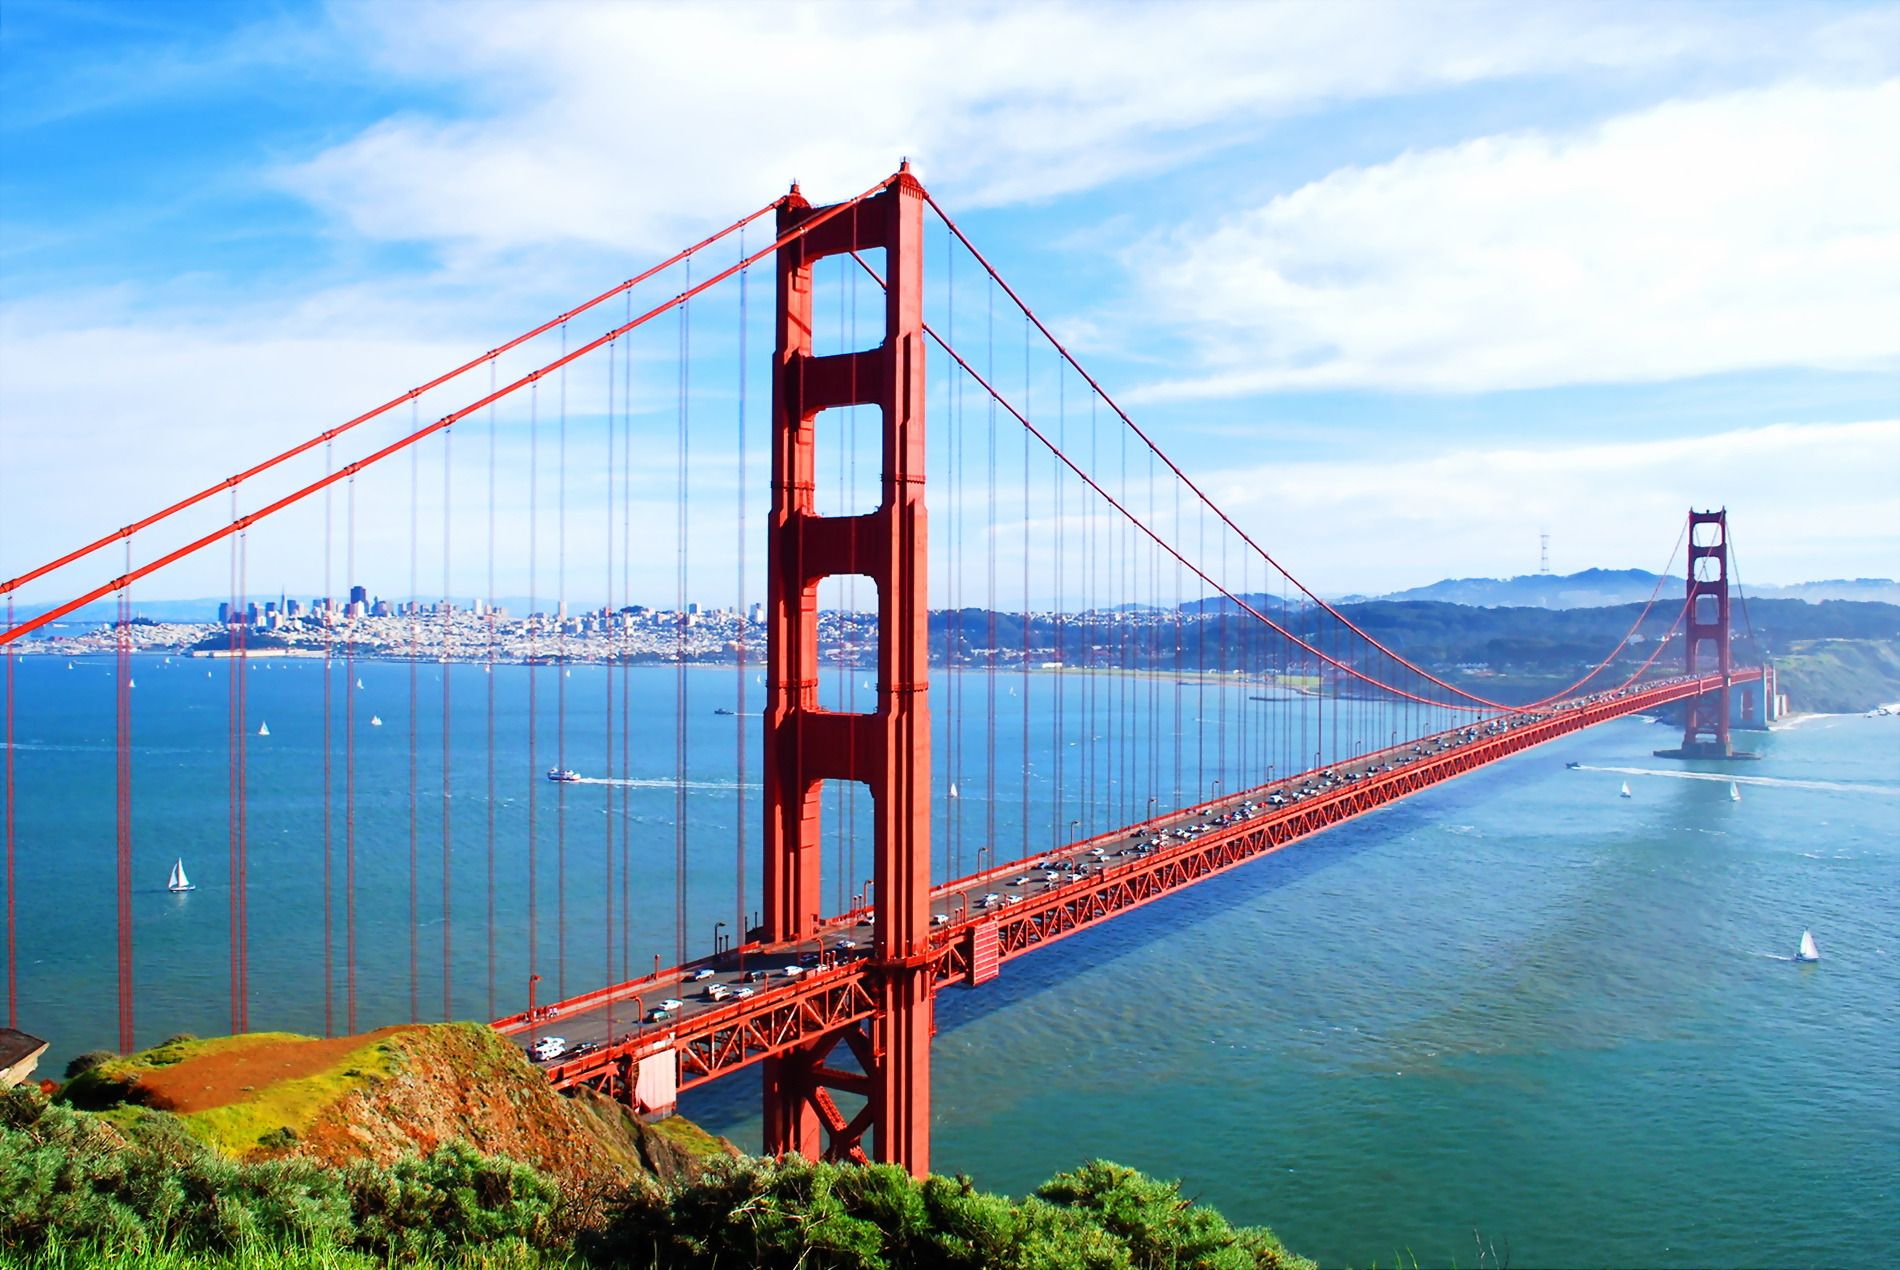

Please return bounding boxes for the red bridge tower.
[1656,507,1751,760]
[761,167,935,1174]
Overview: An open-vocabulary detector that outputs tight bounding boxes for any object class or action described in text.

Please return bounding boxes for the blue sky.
[2,0,1896,608]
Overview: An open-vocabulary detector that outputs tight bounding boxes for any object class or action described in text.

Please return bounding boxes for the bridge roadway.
[493,670,1758,1105]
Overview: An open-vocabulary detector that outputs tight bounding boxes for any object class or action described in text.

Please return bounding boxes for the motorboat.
[546,767,582,783]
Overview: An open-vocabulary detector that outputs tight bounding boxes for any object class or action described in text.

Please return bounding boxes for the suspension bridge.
[0,165,1767,1176]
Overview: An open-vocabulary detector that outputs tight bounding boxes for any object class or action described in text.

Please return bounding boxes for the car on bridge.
[529,1036,568,1062]
[690,967,716,981]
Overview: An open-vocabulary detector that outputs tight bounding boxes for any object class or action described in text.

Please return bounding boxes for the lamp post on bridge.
[714,920,727,958]
[1146,795,1157,827]
[527,973,542,1041]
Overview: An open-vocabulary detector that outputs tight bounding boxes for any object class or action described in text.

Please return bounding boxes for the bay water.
[4,653,1894,1265]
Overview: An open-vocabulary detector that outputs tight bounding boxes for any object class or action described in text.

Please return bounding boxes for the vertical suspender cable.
[115,546,132,1051]
[604,340,616,1042]
[1021,318,1031,858]
[736,234,749,940]
[442,414,454,1021]
[485,358,498,1019]
[323,442,334,1036]
[676,264,691,966]
[345,478,357,1032]
[526,382,540,1018]
[623,298,638,973]
[408,402,421,1023]
[557,324,570,1001]
[984,276,997,867]
[236,525,249,1031]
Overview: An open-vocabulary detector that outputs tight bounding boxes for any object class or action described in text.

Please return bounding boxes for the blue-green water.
[4,655,1896,1265]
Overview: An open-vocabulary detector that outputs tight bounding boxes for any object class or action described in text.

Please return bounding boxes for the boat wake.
[1569,764,1896,797]
[572,776,762,792]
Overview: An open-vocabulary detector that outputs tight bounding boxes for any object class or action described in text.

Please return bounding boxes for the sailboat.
[1795,930,1820,963]
[370,715,383,727]
[949,782,960,799]
[257,720,270,737]
[355,677,365,689]
[1618,781,1632,799]
[127,677,135,688]
[66,662,73,670]
[166,859,195,893]
[1729,782,1742,802]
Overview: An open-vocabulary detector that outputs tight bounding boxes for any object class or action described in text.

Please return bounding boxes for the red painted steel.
[515,670,1759,1106]
[0,179,898,652]
[1679,509,1733,756]
[0,202,784,603]
[763,165,934,1174]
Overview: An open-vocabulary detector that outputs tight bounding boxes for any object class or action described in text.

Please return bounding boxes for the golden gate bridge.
[0,164,1765,1175]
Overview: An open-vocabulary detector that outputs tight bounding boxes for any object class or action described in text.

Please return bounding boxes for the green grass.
[58,1030,407,1157]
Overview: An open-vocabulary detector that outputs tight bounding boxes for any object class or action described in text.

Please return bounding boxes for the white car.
[704,984,732,1001]
[529,1036,568,1061]
[658,998,684,1012]
[732,986,756,999]
[932,913,951,926]
[781,965,805,978]
[690,968,716,981]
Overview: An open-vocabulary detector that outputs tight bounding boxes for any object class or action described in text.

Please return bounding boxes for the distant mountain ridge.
[1342,570,1900,609]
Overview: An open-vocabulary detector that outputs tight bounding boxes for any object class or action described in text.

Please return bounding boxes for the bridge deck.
[494,671,1757,1099]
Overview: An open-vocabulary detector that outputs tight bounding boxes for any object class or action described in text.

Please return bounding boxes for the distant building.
[217,602,232,624]
[350,585,368,607]
[0,1029,47,1088]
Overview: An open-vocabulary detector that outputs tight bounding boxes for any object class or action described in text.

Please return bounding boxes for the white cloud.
[1133,80,1900,397]
[281,0,1789,259]
[1197,419,1900,593]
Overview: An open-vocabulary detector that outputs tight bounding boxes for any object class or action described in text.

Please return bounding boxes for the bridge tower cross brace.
[761,167,934,1175]
[1680,508,1733,757]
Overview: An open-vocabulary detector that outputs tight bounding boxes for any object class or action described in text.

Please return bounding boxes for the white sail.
[370,715,383,727]
[949,782,960,798]
[1798,930,1820,962]
[1729,782,1741,802]
[127,677,135,688]
[1619,781,1632,798]
[257,720,270,737]
[167,858,193,892]
[356,677,365,689]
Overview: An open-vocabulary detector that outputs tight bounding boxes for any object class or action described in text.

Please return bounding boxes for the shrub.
[61,1051,116,1081]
